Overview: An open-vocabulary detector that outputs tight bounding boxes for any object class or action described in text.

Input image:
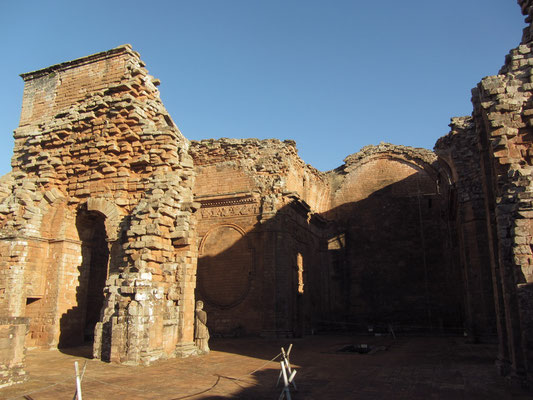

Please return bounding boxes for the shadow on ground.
[3,336,530,400]
[58,343,94,359]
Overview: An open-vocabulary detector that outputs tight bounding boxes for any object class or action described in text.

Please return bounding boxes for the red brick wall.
[1,45,198,364]
[326,147,463,332]
[0,317,28,388]
[194,165,255,197]
[19,50,129,128]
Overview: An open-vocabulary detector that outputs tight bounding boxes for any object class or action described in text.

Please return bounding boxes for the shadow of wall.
[435,120,500,345]
[194,171,464,340]
[58,208,109,348]
[322,170,464,334]
[195,198,329,339]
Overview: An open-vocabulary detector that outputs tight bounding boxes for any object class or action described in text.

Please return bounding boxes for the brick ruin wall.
[433,0,533,381]
[189,139,464,336]
[435,118,499,342]
[190,139,331,337]
[324,144,463,331]
[190,138,330,213]
[0,317,28,388]
[0,45,198,366]
[0,0,533,389]
[478,7,533,381]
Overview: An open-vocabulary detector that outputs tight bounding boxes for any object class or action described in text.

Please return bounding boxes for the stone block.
[0,317,29,388]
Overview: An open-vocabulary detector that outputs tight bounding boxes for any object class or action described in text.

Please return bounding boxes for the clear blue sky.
[0,0,525,176]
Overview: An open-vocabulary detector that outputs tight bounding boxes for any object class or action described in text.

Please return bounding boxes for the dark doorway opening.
[59,209,109,348]
[81,211,109,342]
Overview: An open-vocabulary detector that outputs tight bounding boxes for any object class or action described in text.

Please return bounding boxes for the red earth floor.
[1,335,530,399]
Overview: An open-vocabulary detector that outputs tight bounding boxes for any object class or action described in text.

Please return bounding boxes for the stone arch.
[22,190,73,348]
[332,144,448,207]
[50,197,123,348]
[38,189,69,239]
[1,187,67,238]
[433,156,458,221]
[332,159,438,212]
[435,155,456,187]
[346,152,440,185]
[198,223,247,253]
[86,197,122,241]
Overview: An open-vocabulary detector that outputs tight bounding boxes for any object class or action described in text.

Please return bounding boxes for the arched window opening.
[297,253,304,294]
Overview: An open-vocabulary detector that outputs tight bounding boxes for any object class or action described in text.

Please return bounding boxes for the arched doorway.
[59,208,109,347]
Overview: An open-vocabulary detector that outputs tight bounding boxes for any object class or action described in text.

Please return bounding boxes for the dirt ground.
[1,335,530,399]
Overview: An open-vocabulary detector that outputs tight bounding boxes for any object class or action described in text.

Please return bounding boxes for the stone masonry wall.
[0,317,28,388]
[435,118,499,343]
[325,144,463,332]
[469,15,533,379]
[433,1,533,383]
[190,139,330,337]
[0,45,198,365]
[1,3,532,385]
[190,138,330,214]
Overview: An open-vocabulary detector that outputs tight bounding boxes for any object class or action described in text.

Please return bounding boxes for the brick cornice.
[20,44,137,82]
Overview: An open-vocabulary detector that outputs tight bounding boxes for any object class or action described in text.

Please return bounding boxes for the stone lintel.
[196,191,256,208]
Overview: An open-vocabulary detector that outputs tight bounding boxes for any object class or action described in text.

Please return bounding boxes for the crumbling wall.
[191,138,330,213]
[472,2,533,380]
[190,139,330,336]
[0,45,198,364]
[1,2,531,384]
[433,0,533,383]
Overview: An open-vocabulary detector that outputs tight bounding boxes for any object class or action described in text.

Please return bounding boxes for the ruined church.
[1,0,533,388]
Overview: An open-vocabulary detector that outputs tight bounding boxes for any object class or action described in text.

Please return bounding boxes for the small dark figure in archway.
[195,300,210,353]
